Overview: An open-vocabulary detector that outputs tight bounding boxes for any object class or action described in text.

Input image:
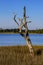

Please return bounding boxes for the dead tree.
[14,6,35,57]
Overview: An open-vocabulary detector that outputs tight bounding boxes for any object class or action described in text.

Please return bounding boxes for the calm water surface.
[0,34,43,46]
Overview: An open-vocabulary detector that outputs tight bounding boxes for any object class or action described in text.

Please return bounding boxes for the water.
[0,34,43,46]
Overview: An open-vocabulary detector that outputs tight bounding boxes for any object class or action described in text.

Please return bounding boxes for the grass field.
[0,45,43,65]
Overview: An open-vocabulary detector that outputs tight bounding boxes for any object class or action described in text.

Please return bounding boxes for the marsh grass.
[0,46,43,65]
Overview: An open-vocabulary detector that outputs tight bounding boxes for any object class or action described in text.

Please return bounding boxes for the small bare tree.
[14,6,35,57]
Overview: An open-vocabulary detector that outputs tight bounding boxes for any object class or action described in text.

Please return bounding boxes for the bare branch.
[14,15,19,26]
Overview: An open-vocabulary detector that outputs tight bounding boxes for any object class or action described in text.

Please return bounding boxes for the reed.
[0,45,43,65]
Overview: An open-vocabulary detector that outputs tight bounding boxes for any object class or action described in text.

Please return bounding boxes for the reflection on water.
[0,34,43,46]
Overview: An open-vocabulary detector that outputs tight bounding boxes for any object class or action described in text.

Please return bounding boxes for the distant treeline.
[0,28,43,34]
[29,29,43,34]
[0,29,19,33]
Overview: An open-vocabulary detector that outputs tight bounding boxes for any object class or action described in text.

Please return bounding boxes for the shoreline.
[0,32,43,34]
[0,45,43,48]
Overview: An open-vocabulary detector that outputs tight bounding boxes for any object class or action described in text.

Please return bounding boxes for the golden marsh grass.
[0,46,43,65]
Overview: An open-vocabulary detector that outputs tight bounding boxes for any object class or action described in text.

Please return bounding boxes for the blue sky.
[0,0,43,29]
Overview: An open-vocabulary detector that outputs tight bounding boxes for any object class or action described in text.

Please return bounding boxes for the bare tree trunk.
[14,6,35,57]
[19,21,34,57]
[19,30,34,57]
[25,36,34,57]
